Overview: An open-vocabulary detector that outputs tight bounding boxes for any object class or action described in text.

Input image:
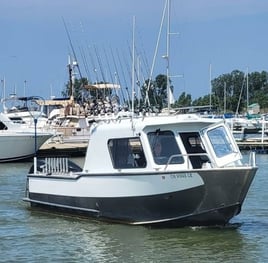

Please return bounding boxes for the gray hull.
[25,167,257,227]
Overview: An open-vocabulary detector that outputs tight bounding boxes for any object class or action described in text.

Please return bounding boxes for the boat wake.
[190,222,242,230]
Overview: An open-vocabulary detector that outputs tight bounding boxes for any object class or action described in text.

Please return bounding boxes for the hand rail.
[164,153,211,170]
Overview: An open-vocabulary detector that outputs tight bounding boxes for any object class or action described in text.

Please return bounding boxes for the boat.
[40,97,91,144]
[1,95,48,129]
[23,113,257,227]
[0,113,53,162]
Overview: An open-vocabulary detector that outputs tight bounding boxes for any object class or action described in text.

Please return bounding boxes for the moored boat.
[23,113,257,227]
[0,113,53,162]
[2,95,48,128]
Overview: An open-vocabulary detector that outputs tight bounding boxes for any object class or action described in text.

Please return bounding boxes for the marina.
[1,0,268,261]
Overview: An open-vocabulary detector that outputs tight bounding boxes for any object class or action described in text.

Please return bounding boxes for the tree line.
[174,70,268,114]
[63,70,268,114]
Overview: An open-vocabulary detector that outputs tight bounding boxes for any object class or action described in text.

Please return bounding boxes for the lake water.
[0,154,267,263]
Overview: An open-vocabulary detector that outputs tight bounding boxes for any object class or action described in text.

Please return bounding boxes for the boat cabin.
[83,114,242,173]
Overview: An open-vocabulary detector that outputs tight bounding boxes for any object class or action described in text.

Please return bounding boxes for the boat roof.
[91,113,222,136]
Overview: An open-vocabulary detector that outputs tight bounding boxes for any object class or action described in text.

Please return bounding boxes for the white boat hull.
[0,133,52,162]
[25,167,257,226]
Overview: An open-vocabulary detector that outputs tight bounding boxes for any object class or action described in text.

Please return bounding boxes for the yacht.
[0,113,53,162]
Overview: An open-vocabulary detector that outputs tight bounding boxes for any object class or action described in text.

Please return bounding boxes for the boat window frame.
[108,137,147,169]
[147,130,184,165]
[202,123,242,167]
[179,132,210,169]
[207,125,235,158]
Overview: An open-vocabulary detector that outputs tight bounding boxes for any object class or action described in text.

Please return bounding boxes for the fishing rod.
[62,17,85,86]
[103,47,118,99]
[110,47,126,105]
[79,45,92,83]
[86,45,99,85]
[94,45,107,84]
[115,48,130,108]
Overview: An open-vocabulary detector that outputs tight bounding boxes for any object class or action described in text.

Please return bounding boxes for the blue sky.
[1,0,268,102]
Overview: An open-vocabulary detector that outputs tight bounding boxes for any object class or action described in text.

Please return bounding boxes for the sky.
[1,0,268,102]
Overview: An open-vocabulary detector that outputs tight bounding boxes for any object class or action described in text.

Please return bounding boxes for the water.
[0,155,267,263]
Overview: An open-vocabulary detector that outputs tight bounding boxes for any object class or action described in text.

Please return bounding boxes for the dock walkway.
[38,142,88,157]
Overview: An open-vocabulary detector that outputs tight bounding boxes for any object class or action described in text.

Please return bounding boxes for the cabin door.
[179,132,208,169]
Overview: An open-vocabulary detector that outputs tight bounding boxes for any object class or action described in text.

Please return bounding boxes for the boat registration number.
[170,173,193,179]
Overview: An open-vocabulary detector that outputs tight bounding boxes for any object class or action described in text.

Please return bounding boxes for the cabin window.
[147,130,183,165]
[108,137,147,169]
[207,126,234,157]
[180,132,209,169]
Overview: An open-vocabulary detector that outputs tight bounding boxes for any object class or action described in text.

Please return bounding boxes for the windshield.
[207,126,234,158]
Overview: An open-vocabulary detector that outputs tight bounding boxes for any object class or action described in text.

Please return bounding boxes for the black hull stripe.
[23,197,240,226]
[25,185,241,226]
[0,154,33,163]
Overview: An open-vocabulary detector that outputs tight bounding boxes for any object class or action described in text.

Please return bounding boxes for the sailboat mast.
[131,16,136,114]
[246,67,249,112]
[209,63,212,111]
[166,0,171,113]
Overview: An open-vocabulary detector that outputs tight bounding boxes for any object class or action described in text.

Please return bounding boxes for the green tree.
[174,92,192,107]
[248,71,268,109]
[62,77,89,103]
[62,69,268,114]
[211,70,268,113]
[141,74,171,110]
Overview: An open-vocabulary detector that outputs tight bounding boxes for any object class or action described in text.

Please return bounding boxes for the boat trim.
[27,165,257,180]
[131,202,240,225]
[22,197,100,214]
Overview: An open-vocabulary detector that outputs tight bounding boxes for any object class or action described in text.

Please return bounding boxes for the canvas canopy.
[85,83,121,89]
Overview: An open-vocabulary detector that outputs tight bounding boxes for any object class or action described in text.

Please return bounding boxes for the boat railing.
[164,153,212,170]
[248,151,256,167]
[41,157,69,174]
[164,151,257,170]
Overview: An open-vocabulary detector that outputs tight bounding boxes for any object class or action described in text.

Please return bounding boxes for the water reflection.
[11,209,260,263]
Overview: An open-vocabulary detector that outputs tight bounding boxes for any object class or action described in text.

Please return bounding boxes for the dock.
[236,140,268,153]
[38,142,88,157]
